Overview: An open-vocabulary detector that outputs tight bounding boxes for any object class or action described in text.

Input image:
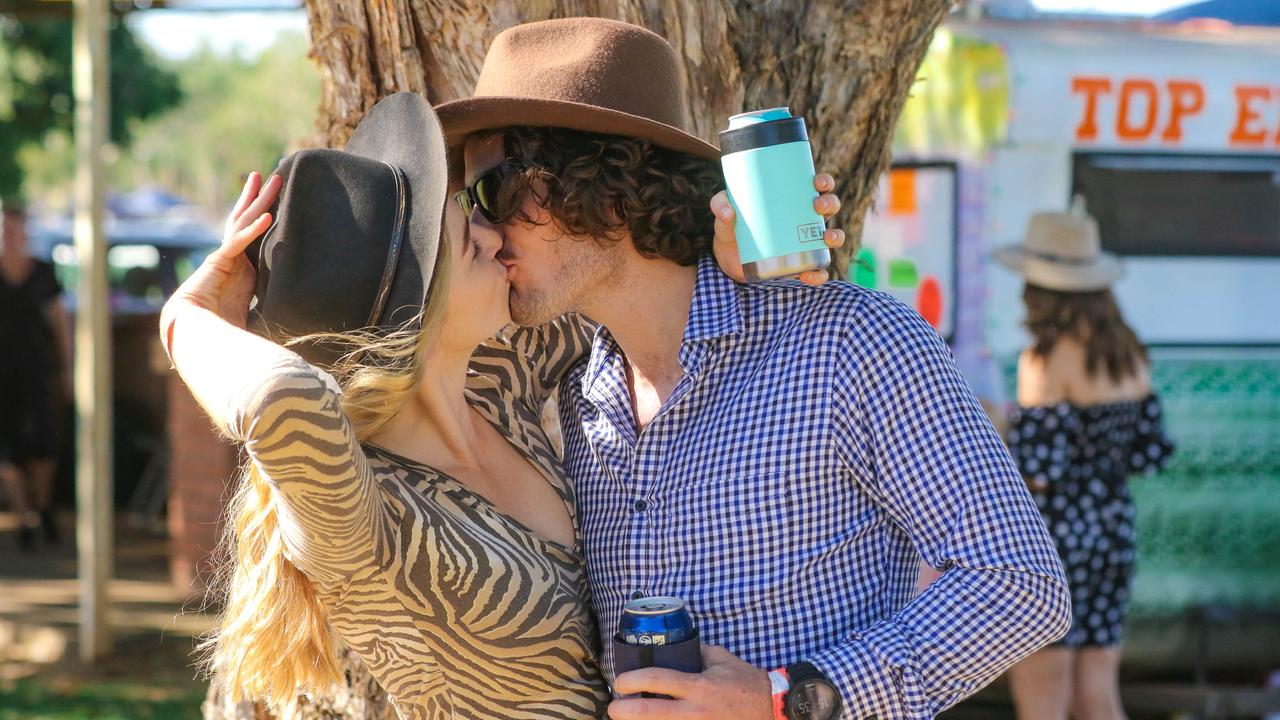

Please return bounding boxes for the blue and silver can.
[619,596,695,647]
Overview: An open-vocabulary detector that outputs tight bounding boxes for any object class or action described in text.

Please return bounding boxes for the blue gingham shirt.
[558,257,1070,719]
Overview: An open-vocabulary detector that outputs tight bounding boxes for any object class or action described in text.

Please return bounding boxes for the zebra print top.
[210,315,606,719]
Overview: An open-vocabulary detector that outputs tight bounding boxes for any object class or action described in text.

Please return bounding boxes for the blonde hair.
[202,241,453,705]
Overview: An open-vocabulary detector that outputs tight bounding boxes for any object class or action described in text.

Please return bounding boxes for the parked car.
[32,218,218,316]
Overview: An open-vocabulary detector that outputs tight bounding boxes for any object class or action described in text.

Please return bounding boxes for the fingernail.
[718,206,733,220]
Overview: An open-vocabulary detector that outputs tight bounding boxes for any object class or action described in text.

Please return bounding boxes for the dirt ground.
[0,511,212,719]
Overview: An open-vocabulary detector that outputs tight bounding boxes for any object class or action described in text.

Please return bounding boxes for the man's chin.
[508,287,561,327]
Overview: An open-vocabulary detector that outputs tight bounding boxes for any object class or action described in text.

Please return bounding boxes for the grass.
[0,676,204,720]
[0,631,207,720]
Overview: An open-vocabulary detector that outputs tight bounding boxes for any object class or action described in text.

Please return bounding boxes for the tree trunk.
[203,2,950,718]
[304,0,951,278]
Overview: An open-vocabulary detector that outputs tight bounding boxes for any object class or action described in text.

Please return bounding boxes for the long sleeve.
[815,297,1071,719]
[471,313,596,411]
[169,308,386,587]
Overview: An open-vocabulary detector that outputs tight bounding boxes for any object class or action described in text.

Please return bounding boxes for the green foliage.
[19,28,321,217]
[0,11,182,199]
[109,30,321,215]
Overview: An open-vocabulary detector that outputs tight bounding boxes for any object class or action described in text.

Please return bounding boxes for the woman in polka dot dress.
[995,208,1174,720]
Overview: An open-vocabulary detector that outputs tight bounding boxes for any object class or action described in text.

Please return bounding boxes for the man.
[437,18,1070,720]
[1,199,70,551]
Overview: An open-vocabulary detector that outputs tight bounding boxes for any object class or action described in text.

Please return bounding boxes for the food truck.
[856,16,1280,676]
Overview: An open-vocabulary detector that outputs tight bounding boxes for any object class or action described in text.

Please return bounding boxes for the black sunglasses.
[454,160,525,224]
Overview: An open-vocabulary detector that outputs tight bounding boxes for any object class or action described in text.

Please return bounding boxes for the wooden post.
[72,0,113,662]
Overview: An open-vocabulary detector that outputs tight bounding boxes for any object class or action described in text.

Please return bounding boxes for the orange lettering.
[1161,80,1205,142]
[1230,85,1270,145]
[1117,79,1159,141]
[1072,77,1112,141]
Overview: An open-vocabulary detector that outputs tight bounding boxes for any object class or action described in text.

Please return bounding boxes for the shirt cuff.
[806,622,928,720]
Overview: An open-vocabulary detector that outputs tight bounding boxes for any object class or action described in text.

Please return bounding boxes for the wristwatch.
[781,662,841,720]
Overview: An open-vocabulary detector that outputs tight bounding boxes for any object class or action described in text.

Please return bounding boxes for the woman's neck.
[370,337,483,471]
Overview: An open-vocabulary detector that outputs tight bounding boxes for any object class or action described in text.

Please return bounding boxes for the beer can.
[619,596,695,647]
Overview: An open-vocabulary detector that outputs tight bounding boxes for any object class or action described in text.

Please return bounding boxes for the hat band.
[1024,247,1100,266]
[367,161,409,327]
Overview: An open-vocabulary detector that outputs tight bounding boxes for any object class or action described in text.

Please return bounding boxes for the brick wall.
[166,373,238,599]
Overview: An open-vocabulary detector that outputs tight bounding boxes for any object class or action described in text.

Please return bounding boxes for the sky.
[130,0,1197,61]
[130,9,308,60]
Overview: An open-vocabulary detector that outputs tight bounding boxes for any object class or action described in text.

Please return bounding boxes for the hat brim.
[344,93,449,329]
[994,245,1123,292]
[435,95,721,161]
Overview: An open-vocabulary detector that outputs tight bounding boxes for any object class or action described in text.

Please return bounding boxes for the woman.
[167,94,842,718]
[995,208,1175,720]
[1,199,72,551]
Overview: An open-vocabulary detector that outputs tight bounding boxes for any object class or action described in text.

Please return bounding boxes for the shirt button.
[634,500,648,512]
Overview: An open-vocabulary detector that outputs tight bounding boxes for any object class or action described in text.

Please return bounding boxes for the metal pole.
[72,0,113,661]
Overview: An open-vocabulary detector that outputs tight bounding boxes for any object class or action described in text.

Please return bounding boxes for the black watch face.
[786,678,841,720]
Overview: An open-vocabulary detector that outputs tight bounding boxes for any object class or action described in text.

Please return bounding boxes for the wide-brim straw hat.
[994,209,1123,292]
[246,92,448,364]
[434,18,720,161]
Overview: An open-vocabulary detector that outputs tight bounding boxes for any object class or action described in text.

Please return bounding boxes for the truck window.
[1072,153,1280,257]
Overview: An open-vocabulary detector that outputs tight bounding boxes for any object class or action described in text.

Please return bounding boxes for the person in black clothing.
[995,207,1175,720]
[0,200,72,550]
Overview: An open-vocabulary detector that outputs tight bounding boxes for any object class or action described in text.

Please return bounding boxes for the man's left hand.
[609,644,774,720]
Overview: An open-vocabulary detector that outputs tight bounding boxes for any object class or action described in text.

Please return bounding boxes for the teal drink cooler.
[720,107,830,281]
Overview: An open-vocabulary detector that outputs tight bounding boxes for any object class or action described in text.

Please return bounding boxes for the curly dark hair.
[1023,283,1148,383]
[482,127,725,266]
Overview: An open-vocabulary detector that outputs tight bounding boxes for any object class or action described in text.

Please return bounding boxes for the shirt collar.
[582,322,623,399]
[581,255,743,397]
[683,255,744,343]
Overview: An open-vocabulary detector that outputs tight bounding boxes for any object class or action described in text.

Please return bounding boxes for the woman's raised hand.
[710,172,846,286]
[166,172,281,330]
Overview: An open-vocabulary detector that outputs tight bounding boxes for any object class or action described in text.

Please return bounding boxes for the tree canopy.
[0,10,182,200]
[10,24,320,218]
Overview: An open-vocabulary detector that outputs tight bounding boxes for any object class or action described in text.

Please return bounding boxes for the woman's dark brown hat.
[434,17,719,160]
[246,92,447,364]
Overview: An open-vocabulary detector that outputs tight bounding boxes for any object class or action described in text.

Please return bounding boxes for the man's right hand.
[710,172,846,287]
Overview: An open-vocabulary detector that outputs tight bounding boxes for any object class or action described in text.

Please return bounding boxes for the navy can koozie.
[614,596,703,697]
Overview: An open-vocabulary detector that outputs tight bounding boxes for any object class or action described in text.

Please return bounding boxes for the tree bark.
[304,0,951,278]
[204,2,950,718]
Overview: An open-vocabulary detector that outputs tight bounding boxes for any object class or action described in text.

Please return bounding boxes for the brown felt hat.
[435,17,719,161]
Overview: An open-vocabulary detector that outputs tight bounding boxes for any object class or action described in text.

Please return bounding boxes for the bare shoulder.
[1020,337,1091,406]
[1131,357,1154,395]
[1017,347,1062,406]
